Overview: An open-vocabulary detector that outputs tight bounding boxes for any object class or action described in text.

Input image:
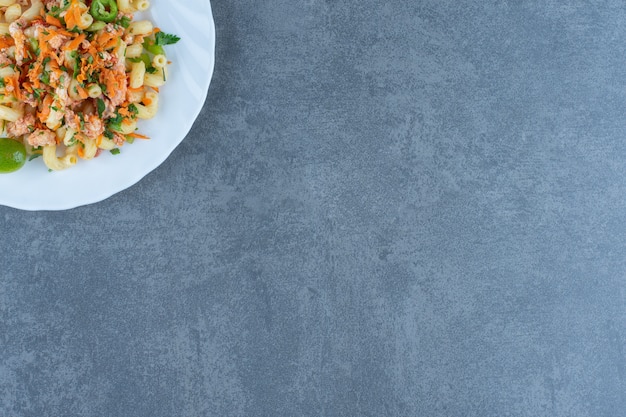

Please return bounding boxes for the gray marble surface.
[2,0,626,416]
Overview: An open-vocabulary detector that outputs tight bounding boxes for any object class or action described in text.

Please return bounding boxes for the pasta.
[0,0,180,171]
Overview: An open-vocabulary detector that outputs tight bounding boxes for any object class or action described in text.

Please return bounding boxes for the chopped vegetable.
[155,32,181,46]
[90,0,119,23]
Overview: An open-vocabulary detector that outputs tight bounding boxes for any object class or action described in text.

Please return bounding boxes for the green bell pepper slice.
[90,0,118,23]
[143,39,164,56]
[85,21,106,32]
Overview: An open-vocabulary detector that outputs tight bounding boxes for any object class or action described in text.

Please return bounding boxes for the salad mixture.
[0,0,179,173]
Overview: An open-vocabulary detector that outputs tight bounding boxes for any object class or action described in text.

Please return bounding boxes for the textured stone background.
[2,0,626,416]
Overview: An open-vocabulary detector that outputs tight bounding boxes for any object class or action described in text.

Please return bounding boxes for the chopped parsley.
[70,51,80,76]
[155,32,181,46]
[97,98,105,118]
[40,70,50,85]
[107,112,123,131]
[117,16,131,28]
[78,112,85,131]
[103,129,114,140]
[128,103,138,116]
[28,39,39,55]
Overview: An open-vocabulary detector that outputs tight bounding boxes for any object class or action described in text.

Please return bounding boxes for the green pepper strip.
[90,0,118,23]
[86,21,106,32]
[143,39,164,56]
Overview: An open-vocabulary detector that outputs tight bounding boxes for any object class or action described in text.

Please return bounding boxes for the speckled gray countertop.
[2,1,626,416]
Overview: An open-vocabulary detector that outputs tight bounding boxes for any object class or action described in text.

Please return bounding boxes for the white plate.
[0,0,216,211]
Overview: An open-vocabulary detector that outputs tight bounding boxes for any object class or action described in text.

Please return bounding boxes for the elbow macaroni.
[21,0,43,22]
[135,91,158,119]
[129,61,145,89]
[43,144,77,170]
[4,4,20,23]
[0,104,22,122]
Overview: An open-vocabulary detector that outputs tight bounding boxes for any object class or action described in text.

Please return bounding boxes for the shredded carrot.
[29,62,42,88]
[86,42,98,57]
[49,58,60,73]
[64,0,83,30]
[77,58,90,83]
[37,94,53,123]
[57,29,76,38]
[6,76,21,100]
[49,51,61,65]
[76,84,88,99]
[142,97,152,106]
[101,68,125,96]
[127,132,150,139]
[45,14,63,28]
[104,38,118,50]
[0,35,14,49]
[96,31,115,45]
[65,33,85,51]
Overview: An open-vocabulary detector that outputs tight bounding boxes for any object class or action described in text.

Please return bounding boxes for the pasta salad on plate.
[0,0,179,173]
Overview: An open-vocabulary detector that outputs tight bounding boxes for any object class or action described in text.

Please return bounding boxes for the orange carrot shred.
[128,132,150,139]
[65,33,85,51]
[45,14,63,28]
